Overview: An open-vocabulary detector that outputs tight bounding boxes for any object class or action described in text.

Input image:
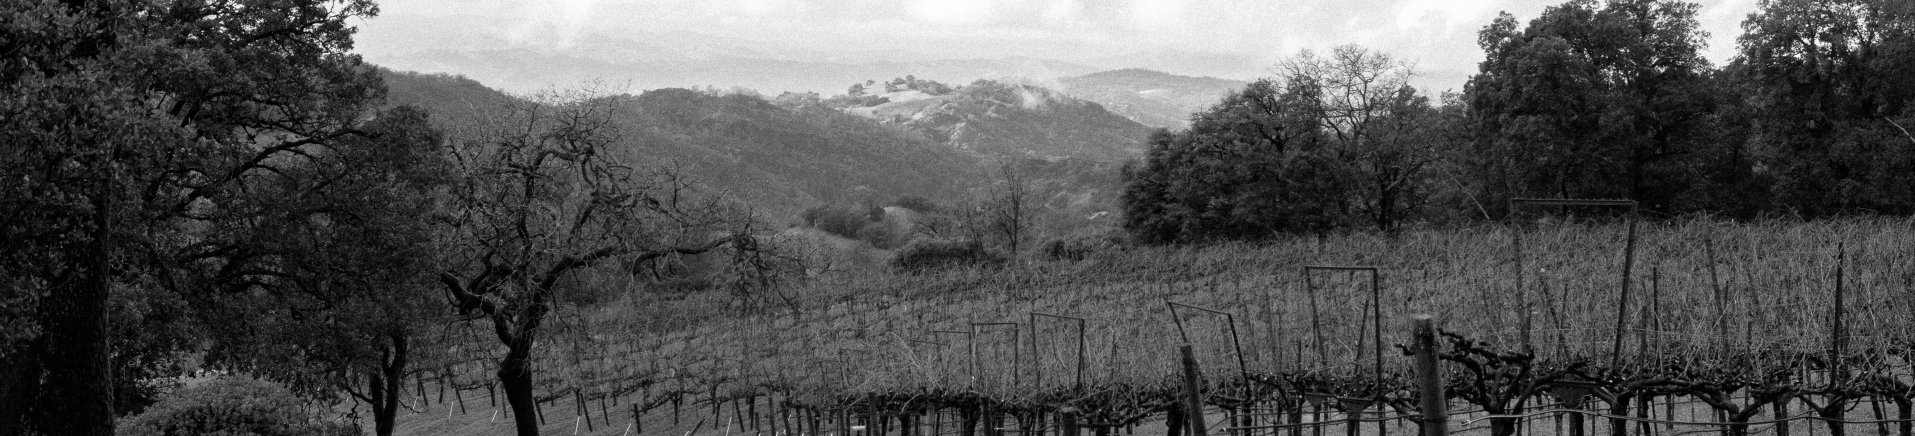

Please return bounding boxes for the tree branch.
[439,272,499,317]
[1887,117,1915,145]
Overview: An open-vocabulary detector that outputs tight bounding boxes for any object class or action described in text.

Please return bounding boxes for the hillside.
[844,79,1154,163]
[381,69,1163,238]
[379,70,986,220]
[1057,69,1247,129]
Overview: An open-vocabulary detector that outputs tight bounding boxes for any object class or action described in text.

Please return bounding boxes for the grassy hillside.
[401,217,1915,435]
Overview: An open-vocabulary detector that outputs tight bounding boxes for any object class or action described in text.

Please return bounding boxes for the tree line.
[1122,0,1915,243]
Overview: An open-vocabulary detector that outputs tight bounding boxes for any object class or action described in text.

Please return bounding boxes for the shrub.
[118,376,355,436]
[890,238,1005,272]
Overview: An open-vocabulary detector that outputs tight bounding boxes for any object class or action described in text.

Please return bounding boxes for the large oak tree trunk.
[0,340,43,434]
[371,333,410,436]
[35,190,115,435]
[501,339,541,435]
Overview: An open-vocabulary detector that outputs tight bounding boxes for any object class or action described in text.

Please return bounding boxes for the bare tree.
[986,162,1039,256]
[433,87,762,436]
[1278,45,1441,231]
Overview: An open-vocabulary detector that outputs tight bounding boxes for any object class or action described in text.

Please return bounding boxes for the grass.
[405,216,1915,434]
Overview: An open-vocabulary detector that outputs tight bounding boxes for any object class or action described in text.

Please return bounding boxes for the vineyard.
[392,217,1915,435]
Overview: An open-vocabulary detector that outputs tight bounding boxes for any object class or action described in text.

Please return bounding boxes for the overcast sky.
[354,0,1760,91]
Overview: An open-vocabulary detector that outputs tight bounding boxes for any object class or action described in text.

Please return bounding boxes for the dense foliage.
[1121,0,1915,243]
[1467,0,1721,213]
[1732,0,1915,215]
[1121,79,1351,243]
[2,0,398,434]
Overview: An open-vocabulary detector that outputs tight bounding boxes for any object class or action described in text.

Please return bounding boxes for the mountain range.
[836,79,1152,162]
[1056,69,1247,130]
[379,68,1199,229]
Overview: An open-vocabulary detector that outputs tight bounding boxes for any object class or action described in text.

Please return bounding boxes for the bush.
[890,238,1006,272]
[118,376,355,436]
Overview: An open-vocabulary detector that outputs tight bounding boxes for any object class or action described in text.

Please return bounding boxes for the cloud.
[1127,0,1187,28]
[1396,0,1495,30]
[904,0,990,24]
[1699,0,1758,62]
[356,0,1759,87]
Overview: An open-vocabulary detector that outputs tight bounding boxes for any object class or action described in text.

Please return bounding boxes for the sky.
[353,0,1761,92]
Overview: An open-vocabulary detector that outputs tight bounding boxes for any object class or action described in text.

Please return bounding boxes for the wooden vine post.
[1410,316,1447,436]
[1180,345,1209,436]
[1060,406,1080,436]
[1167,301,1250,400]
[1830,242,1847,387]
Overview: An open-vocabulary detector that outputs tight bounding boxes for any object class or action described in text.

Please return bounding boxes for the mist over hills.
[359,14,1266,97]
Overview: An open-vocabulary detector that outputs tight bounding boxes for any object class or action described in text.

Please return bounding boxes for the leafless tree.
[432,87,772,436]
[1279,45,1442,231]
[986,162,1039,256]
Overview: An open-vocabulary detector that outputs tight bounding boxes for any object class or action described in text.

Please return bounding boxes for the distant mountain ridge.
[837,79,1154,162]
[358,15,1261,97]
[387,47,1107,96]
[378,70,1149,229]
[1056,69,1248,130]
[380,70,986,219]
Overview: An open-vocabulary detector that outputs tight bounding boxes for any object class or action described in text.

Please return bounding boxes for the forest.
[4,0,1915,436]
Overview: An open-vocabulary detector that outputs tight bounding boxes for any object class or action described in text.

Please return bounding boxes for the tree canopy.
[1123,0,1915,243]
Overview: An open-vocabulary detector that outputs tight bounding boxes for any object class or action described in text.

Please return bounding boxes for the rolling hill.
[840,79,1154,163]
[379,70,987,221]
[1056,69,1248,130]
[378,70,1152,230]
